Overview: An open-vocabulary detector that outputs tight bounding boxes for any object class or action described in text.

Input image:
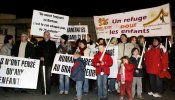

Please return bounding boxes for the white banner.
[94,3,171,38]
[51,54,96,80]
[92,46,119,78]
[67,25,88,41]
[0,55,40,89]
[31,10,69,38]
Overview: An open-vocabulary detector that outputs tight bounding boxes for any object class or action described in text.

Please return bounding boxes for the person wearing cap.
[11,32,35,93]
[108,37,119,94]
[38,31,57,94]
[58,34,72,95]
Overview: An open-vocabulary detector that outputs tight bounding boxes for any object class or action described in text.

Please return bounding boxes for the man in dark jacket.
[11,33,35,58]
[38,31,56,94]
[11,32,35,93]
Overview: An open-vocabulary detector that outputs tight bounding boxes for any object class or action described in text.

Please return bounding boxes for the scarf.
[79,46,87,56]
[120,64,125,84]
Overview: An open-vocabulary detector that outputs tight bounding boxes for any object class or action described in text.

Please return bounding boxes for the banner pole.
[165,37,168,50]
[138,41,146,68]
[43,64,47,95]
[99,37,112,61]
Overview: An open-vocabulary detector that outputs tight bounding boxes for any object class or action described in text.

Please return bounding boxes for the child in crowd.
[70,52,86,100]
[92,44,113,100]
[117,56,134,100]
[130,48,144,99]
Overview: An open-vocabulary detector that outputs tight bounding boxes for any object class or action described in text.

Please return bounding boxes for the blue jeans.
[149,74,163,93]
[108,78,116,91]
[59,74,69,92]
[97,75,108,98]
[76,81,83,98]
[83,78,89,93]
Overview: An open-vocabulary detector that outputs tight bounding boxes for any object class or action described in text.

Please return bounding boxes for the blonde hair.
[73,52,81,58]
[137,35,144,43]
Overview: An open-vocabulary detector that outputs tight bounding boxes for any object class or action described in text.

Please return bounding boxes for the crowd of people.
[0,31,175,100]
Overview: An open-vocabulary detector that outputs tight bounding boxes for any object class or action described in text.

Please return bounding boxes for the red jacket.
[92,52,113,75]
[144,47,168,75]
[117,63,134,82]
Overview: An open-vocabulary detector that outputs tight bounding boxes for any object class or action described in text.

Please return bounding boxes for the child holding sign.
[70,52,86,100]
[117,56,134,100]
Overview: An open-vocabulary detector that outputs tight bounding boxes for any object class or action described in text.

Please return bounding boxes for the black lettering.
[0,58,4,64]
[82,58,92,66]
[21,60,35,68]
[81,27,85,32]
[61,65,71,73]
[58,55,74,63]
[106,49,114,56]
[0,76,20,85]
[10,59,20,66]
[6,68,14,75]
[85,69,96,77]
[53,64,60,71]
[14,69,24,76]
[5,58,10,65]
[68,35,77,40]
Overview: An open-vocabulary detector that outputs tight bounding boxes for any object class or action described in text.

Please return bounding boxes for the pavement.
[0,85,175,100]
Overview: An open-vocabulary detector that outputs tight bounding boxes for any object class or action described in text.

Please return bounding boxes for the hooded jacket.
[70,57,86,81]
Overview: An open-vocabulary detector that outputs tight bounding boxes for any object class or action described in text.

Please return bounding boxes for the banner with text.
[31,10,69,38]
[94,3,171,38]
[0,55,40,89]
[92,46,119,78]
[51,54,96,80]
[67,25,88,41]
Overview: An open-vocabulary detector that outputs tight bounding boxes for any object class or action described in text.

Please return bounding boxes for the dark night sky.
[0,0,175,21]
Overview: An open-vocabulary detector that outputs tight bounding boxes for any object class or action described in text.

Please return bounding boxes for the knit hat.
[61,34,68,42]
[111,37,118,44]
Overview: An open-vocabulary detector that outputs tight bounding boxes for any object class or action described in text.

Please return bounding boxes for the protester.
[137,35,145,54]
[118,34,134,59]
[86,34,95,49]
[130,48,144,99]
[108,37,119,94]
[144,37,168,98]
[38,31,56,94]
[70,52,86,100]
[110,37,118,46]
[0,34,13,92]
[0,35,13,56]
[117,56,134,100]
[11,32,35,93]
[117,34,134,95]
[76,39,92,95]
[96,38,107,47]
[137,35,149,92]
[58,34,72,95]
[92,44,113,100]
[130,36,140,50]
